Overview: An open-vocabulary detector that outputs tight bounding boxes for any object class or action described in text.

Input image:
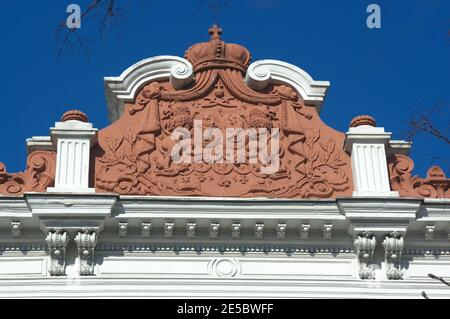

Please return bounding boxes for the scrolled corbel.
[45,229,69,276]
[382,231,404,280]
[75,228,98,276]
[354,231,377,279]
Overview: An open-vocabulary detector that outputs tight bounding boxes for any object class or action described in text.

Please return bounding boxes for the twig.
[406,102,450,144]
[429,273,450,287]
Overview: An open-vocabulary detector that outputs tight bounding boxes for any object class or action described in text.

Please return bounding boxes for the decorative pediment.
[93,26,353,198]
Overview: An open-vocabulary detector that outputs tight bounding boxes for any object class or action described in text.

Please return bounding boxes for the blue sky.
[0,0,448,176]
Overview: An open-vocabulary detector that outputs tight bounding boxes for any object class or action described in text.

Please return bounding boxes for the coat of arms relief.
[94,69,352,198]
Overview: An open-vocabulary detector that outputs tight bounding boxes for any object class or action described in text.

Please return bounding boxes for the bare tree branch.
[428,273,450,287]
[55,0,153,59]
[55,0,231,59]
[405,101,450,145]
[197,0,231,20]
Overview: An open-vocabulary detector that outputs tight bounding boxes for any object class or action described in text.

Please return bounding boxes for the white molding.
[0,278,449,298]
[97,255,357,279]
[387,140,412,156]
[338,198,421,220]
[417,199,450,222]
[25,136,54,154]
[245,59,330,113]
[104,56,194,122]
[405,260,450,280]
[0,197,32,218]
[118,196,343,221]
[0,257,47,277]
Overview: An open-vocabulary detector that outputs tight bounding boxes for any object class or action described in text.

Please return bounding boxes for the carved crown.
[184,25,251,73]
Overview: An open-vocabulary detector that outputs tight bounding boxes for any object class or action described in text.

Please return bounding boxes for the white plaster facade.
[0,56,449,299]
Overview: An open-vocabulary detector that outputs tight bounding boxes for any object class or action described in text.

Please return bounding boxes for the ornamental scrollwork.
[388,154,449,198]
[45,229,69,276]
[75,228,98,276]
[0,151,56,196]
[354,231,377,280]
[94,80,351,198]
[382,232,404,280]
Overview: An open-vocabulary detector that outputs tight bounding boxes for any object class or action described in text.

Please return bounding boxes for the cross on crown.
[209,25,222,40]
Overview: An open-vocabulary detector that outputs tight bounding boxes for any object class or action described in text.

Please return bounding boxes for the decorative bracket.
[45,229,69,276]
[232,222,241,239]
[142,222,151,238]
[354,231,377,279]
[425,225,435,240]
[118,221,128,237]
[255,223,264,239]
[11,221,21,237]
[209,222,220,238]
[187,222,197,238]
[277,223,287,239]
[164,221,174,238]
[382,231,404,280]
[323,223,333,239]
[74,228,98,276]
[300,223,310,239]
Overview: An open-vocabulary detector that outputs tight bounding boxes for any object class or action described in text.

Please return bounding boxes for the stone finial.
[61,110,89,123]
[427,166,446,179]
[350,115,376,128]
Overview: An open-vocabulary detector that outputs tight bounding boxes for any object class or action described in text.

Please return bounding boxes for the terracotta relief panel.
[93,77,353,198]
[92,26,353,198]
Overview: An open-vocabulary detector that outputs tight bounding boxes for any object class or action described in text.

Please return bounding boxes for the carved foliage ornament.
[388,154,449,198]
[93,27,352,199]
[0,151,56,196]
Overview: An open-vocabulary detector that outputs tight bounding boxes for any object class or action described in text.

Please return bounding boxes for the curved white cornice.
[104,57,330,122]
[245,59,330,113]
[104,56,194,122]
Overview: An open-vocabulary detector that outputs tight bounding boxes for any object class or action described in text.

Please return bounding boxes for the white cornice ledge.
[26,136,54,154]
[338,198,422,219]
[0,197,31,218]
[25,193,118,233]
[104,56,194,123]
[245,59,330,113]
[417,198,450,222]
[117,195,342,220]
[26,193,117,218]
